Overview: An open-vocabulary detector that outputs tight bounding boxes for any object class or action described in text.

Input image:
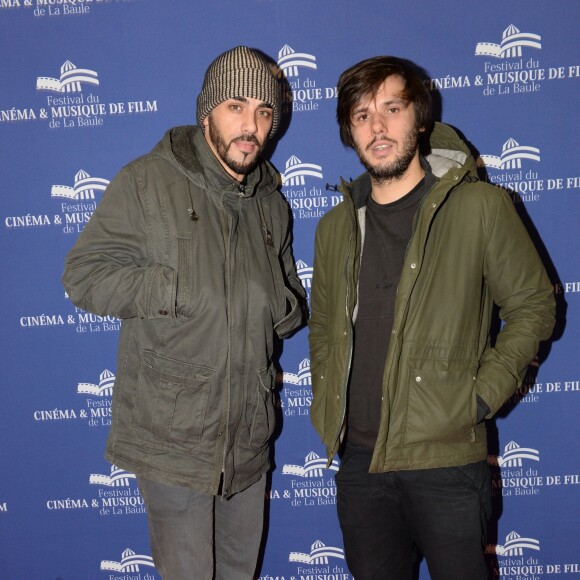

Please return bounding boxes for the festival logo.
[89,465,135,487]
[475,24,542,59]
[281,357,311,418]
[278,44,317,78]
[479,137,543,202]
[281,155,340,221]
[486,531,542,578]
[426,23,580,97]
[283,357,312,386]
[90,466,146,517]
[489,530,541,557]
[52,169,109,201]
[45,464,146,518]
[296,260,313,305]
[489,441,542,498]
[480,138,541,171]
[494,441,540,468]
[37,60,99,93]
[489,441,580,498]
[479,134,579,201]
[4,167,107,234]
[474,24,544,96]
[100,548,156,577]
[1,58,158,128]
[33,368,115,427]
[271,450,338,508]
[487,530,580,577]
[78,369,115,397]
[277,44,337,112]
[283,451,337,478]
[288,540,351,579]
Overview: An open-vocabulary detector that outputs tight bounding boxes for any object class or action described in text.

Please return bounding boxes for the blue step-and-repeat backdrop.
[1,1,579,578]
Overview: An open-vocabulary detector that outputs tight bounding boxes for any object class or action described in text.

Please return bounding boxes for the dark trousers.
[336,444,491,580]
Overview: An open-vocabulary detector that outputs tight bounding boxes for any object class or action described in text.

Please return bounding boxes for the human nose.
[371,113,387,134]
[241,109,258,134]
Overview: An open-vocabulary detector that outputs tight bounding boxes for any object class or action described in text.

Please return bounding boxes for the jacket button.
[453,175,459,181]
[158,309,168,316]
[410,263,417,269]
[415,376,422,383]
[431,202,437,208]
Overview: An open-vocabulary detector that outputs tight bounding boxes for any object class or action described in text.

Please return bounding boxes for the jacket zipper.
[220,204,232,497]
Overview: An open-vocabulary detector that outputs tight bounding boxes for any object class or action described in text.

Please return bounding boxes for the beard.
[206,115,263,177]
[354,128,419,183]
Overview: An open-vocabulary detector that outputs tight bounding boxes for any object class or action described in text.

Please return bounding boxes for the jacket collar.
[158,125,278,199]
[340,122,476,209]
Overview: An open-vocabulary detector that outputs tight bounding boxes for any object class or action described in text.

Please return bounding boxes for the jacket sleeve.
[62,165,177,320]
[475,190,555,416]
[271,200,308,339]
[308,221,329,438]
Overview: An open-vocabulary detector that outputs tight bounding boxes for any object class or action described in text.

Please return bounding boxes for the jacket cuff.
[147,264,177,319]
[274,287,305,339]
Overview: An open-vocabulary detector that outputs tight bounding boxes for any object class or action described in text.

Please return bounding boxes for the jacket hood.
[345,122,479,208]
[426,122,478,179]
[151,125,280,199]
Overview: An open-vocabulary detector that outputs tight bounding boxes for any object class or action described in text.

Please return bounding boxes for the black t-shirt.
[346,173,437,449]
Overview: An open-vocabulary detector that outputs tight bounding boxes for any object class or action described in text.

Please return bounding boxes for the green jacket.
[308,123,555,472]
[63,126,306,495]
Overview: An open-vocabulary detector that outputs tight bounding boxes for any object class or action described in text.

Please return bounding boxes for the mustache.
[232,134,262,147]
[366,136,396,151]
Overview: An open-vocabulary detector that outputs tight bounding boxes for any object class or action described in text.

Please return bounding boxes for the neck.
[370,155,424,205]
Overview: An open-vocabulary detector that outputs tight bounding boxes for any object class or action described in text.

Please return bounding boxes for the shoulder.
[318,198,352,228]
[449,175,513,211]
[124,150,172,174]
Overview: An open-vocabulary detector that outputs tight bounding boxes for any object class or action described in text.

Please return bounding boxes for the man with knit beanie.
[63,46,307,579]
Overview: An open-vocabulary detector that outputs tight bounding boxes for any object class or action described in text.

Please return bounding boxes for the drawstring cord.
[186,180,199,221]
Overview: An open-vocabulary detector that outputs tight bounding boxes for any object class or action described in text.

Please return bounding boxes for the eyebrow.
[352,96,408,116]
[231,96,273,109]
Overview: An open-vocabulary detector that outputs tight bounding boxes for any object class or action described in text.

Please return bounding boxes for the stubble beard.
[207,115,263,177]
[355,129,419,184]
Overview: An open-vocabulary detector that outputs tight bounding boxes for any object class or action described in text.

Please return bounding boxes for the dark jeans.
[336,444,491,580]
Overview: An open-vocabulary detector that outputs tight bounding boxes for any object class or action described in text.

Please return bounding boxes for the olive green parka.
[308,123,555,473]
[63,126,307,496]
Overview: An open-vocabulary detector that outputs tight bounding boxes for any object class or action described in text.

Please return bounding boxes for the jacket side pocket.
[131,350,215,452]
[402,359,477,447]
[248,364,276,449]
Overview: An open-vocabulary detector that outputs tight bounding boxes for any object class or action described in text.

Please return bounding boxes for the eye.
[229,104,242,112]
[258,109,272,118]
[353,113,369,123]
[387,107,400,114]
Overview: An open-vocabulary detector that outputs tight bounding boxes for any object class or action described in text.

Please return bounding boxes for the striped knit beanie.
[197,46,281,137]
